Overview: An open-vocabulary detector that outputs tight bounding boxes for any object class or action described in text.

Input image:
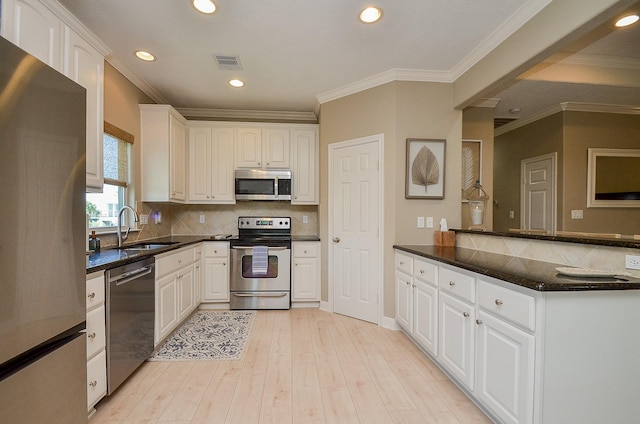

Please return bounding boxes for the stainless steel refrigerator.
[0,37,88,423]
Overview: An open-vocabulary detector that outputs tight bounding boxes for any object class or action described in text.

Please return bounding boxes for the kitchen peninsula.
[393,238,640,424]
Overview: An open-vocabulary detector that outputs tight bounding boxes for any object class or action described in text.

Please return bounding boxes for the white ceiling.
[57,0,639,122]
[57,0,548,114]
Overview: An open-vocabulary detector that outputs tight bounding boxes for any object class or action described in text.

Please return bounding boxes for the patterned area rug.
[148,310,255,361]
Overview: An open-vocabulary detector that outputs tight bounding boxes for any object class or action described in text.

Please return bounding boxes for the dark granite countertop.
[393,245,640,292]
[87,234,321,274]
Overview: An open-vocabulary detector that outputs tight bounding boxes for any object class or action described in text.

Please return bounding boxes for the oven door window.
[236,178,275,195]
[241,255,279,278]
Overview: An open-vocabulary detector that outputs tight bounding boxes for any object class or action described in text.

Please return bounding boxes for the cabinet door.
[210,127,235,202]
[263,128,290,168]
[439,292,475,389]
[414,280,438,356]
[63,27,104,191]
[86,305,106,360]
[476,311,535,424]
[155,273,178,345]
[395,272,413,333]
[1,0,62,69]
[169,114,187,201]
[291,128,318,204]
[177,265,195,320]
[235,128,262,168]
[194,260,202,305]
[292,257,319,301]
[87,349,107,411]
[203,258,229,301]
[188,126,212,201]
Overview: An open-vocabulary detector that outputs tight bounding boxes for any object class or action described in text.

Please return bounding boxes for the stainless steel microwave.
[234,169,292,201]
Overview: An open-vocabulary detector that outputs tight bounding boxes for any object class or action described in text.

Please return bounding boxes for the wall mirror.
[587,148,640,208]
[479,2,640,241]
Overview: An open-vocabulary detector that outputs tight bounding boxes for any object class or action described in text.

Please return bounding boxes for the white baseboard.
[291,301,320,309]
[381,316,401,330]
[319,300,331,313]
[198,302,230,310]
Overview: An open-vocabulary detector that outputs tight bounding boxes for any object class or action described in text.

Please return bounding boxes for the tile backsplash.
[457,232,640,278]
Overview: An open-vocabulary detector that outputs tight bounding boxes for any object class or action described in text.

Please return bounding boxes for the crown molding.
[176,108,318,123]
[316,68,453,105]
[495,102,640,136]
[105,56,168,104]
[545,52,640,71]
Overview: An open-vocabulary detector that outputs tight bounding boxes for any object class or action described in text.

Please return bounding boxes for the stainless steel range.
[229,217,292,310]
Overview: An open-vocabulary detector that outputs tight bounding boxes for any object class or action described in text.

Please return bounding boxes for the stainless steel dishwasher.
[106,256,155,395]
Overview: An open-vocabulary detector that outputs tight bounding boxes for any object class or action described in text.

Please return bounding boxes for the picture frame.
[405,138,446,199]
[461,139,482,201]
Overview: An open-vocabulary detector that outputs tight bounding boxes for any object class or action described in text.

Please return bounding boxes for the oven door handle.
[233,292,289,297]
[231,246,289,251]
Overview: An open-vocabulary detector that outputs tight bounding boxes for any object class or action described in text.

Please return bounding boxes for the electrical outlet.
[571,209,584,219]
[417,217,425,228]
[154,212,162,224]
[303,215,309,224]
[509,211,515,219]
[199,214,205,224]
[426,217,434,228]
[139,214,149,225]
[626,255,640,270]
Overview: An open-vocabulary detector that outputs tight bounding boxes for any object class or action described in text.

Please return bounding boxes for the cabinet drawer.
[87,350,107,409]
[156,247,195,276]
[395,252,413,275]
[439,266,475,303]
[293,242,319,257]
[204,242,229,258]
[414,258,438,287]
[478,280,536,331]
[86,305,105,360]
[86,272,105,310]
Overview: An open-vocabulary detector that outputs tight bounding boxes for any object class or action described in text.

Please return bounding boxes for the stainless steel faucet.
[117,205,139,248]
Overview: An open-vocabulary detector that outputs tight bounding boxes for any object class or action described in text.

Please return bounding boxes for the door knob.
[333,237,340,243]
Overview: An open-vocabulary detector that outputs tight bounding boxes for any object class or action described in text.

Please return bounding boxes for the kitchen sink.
[119,242,178,251]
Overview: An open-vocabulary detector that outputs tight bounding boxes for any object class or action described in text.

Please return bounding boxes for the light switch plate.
[426,217,434,228]
[139,214,148,225]
[303,215,309,224]
[199,214,205,224]
[417,217,425,228]
[571,209,584,219]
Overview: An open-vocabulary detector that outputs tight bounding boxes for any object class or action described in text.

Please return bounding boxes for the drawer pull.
[476,319,483,325]
[449,281,455,287]
[420,270,425,274]
[463,312,469,318]
[495,299,503,306]
[89,380,98,388]
[87,332,96,339]
[399,261,404,265]
[87,292,96,299]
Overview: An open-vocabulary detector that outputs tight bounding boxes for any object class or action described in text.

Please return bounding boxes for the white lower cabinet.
[85,271,106,414]
[292,241,320,303]
[202,242,229,302]
[476,310,535,424]
[155,245,200,345]
[395,249,537,424]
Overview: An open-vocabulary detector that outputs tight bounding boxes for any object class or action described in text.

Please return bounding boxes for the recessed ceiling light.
[615,14,639,27]
[192,0,216,14]
[135,50,156,62]
[359,6,383,24]
[229,79,244,88]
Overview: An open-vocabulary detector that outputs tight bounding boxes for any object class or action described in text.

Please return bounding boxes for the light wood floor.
[91,308,491,424]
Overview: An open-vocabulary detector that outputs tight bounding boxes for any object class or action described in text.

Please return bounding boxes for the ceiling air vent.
[494,117,518,128]
[213,54,242,70]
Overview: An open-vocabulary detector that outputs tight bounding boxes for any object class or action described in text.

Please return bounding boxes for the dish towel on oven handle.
[252,246,268,275]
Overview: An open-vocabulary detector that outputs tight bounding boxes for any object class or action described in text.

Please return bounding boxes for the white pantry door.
[330,136,381,324]
[521,153,556,233]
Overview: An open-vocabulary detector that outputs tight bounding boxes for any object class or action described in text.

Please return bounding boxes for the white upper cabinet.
[263,128,290,169]
[188,125,234,203]
[291,128,319,204]
[140,105,188,202]
[1,0,62,69]
[63,27,104,191]
[235,127,262,168]
[2,0,105,191]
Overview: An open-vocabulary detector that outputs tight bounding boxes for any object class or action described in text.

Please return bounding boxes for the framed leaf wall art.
[405,138,446,199]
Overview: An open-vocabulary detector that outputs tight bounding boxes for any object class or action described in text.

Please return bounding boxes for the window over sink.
[86,123,134,230]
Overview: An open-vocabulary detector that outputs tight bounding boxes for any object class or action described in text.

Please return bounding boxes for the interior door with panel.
[330,137,381,324]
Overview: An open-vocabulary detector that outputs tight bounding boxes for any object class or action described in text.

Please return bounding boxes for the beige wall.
[493,113,564,232]
[319,81,462,319]
[462,106,495,230]
[563,111,640,234]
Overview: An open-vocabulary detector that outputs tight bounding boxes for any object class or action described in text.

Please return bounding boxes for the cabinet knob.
[412,284,416,288]
[212,195,215,198]
[476,319,483,325]
[258,162,261,166]
[87,292,96,299]
[399,261,404,265]
[463,312,469,318]
[420,270,425,274]
[333,237,340,243]
[267,162,270,166]
[89,380,98,388]
[304,250,307,254]
[87,332,96,339]
[495,299,503,306]
[223,262,226,266]
[449,281,455,287]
